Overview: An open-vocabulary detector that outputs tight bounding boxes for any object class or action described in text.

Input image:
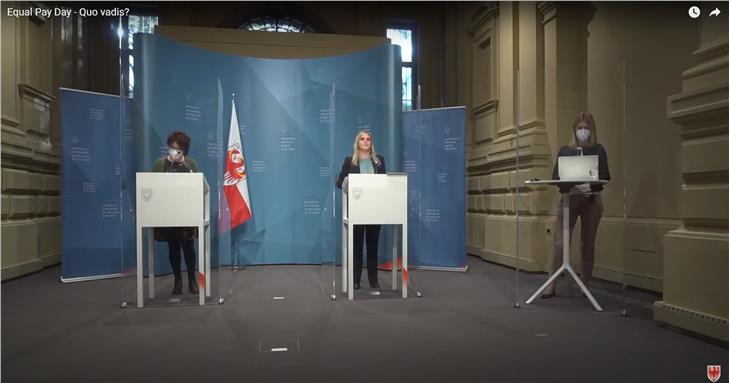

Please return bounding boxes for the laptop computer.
[558,155,599,181]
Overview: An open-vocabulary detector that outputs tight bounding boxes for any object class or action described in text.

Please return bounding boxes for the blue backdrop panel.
[132,34,401,266]
[60,89,127,280]
[403,107,466,269]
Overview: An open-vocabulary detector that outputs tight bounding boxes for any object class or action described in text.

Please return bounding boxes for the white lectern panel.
[136,173,208,227]
[134,172,210,307]
[342,173,408,300]
[347,174,407,225]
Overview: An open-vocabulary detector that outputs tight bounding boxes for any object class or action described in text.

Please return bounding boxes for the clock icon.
[688,6,701,19]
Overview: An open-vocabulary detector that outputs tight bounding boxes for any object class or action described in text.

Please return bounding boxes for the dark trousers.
[167,233,196,281]
[353,225,381,286]
[551,194,604,284]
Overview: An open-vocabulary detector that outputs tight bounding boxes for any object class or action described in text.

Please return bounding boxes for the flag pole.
[226,92,253,269]
[230,93,243,271]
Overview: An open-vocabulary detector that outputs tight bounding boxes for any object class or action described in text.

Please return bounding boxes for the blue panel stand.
[60,89,129,281]
[403,107,467,270]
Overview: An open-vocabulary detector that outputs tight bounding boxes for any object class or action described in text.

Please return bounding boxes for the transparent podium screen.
[117,31,404,306]
[513,67,631,316]
[119,29,231,308]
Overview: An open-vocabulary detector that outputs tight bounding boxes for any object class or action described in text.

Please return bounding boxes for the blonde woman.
[542,112,610,298]
[336,131,387,289]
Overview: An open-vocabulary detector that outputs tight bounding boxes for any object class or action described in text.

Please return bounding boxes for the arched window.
[123,14,158,98]
[240,16,315,33]
[387,25,417,111]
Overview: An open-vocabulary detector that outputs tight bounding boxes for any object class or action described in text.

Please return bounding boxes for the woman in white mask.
[542,112,610,298]
[152,131,201,295]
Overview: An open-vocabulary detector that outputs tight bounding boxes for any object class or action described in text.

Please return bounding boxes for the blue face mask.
[576,128,591,142]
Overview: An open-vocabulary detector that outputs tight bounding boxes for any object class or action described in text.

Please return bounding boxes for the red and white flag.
[223,100,252,228]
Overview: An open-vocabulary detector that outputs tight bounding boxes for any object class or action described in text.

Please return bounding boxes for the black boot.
[172,277,182,295]
[189,276,199,294]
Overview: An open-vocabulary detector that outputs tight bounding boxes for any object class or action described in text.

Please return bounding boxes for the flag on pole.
[223,100,252,228]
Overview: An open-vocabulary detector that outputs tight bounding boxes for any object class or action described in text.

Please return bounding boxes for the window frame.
[239,16,316,33]
[120,11,159,98]
[386,21,418,111]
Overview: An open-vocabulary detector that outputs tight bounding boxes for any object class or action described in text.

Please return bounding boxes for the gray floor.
[2,256,727,383]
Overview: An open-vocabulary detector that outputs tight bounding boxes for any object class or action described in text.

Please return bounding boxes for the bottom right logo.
[707,365,721,383]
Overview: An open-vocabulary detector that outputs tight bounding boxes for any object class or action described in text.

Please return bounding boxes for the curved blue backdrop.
[129,34,402,266]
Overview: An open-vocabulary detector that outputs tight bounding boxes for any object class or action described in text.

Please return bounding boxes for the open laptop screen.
[558,155,599,181]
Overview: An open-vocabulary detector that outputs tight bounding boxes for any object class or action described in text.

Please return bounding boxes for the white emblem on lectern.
[142,188,153,202]
[352,188,362,200]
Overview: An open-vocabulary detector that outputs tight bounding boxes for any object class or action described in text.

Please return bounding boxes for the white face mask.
[168,148,183,162]
[576,128,591,142]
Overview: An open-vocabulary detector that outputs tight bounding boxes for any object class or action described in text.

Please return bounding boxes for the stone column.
[465,2,593,272]
[536,2,595,271]
[465,3,499,261]
[1,1,72,280]
[493,1,552,271]
[655,14,728,341]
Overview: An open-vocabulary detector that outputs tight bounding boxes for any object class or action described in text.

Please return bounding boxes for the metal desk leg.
[525,193,602,311]
[567,265,602,311]
[526,265,568,303]
[205,224,211,298]
[560,194,602,311]
[392,226,397,290]
[136,226,144,308]
[148,230,154,299]
[402,222,408,298]
[527,194,571,304]
[342,222,347,294]
[348,224,354,300]
[198,224,205,306]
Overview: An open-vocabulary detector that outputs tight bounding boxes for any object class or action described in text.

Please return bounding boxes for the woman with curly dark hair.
[152,130,201,295]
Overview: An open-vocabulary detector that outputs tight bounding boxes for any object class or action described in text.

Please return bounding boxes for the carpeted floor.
[2,255,727,382]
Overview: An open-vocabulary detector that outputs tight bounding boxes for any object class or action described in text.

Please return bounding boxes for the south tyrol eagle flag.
[224,100,252,228]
